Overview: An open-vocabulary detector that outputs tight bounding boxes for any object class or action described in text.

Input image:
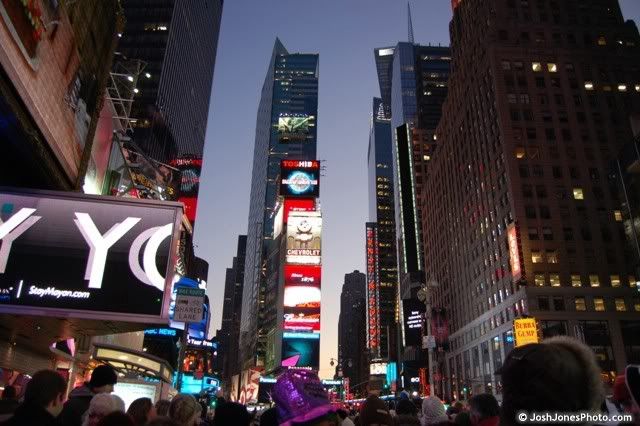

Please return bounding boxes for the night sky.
[194,0,640,379]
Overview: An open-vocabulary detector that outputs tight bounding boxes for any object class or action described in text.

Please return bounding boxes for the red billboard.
[366,223,380,352]
[170,156,202,224]
[283,199,316,223]
[283,265,321,332]
[507,224,525,284]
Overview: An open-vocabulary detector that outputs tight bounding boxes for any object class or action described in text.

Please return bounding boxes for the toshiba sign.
[0,189,182,322]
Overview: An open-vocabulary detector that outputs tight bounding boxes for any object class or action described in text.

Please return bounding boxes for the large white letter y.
[0,208,41,273]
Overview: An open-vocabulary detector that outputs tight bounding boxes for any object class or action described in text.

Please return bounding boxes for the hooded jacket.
[58,385,94,426]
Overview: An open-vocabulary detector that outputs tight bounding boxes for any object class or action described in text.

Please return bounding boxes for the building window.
[538,297,550,311]
[585,81,594,90]
[531,251,543,263]
[532,62,542,72]
[550,274,561,287]
[597,36,607,46]
[553,297,565,311]
[539,206,551,219]
[528,227,539,240]
[547,250,558,264]
[615,299,626,312]
[547,63,558,72]
[573,188,584,200]
[618,84,627,92]
[575,297,587,311]
[508,94,518,104]
[614,210,623,222]
[502,61,511,70]
[611,275,621,288]
[594,298,606,312]
[635,299,640,312]
[563,227,573,240]
[534,274,546,287]
[590,275,601,287]
[515,147,526,159]
[525,206,537,219]
[571,275,582,287]
[543,227,553,240]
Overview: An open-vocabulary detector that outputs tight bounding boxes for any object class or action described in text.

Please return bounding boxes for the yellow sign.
[513,318,539,347]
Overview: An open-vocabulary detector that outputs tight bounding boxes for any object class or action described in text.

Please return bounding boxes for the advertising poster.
[286,213,322,265]
[281,332,320,369]
[170,157,203,224]
[283,198,316,223]
[402,299,425,347]
[277,114,314,143]
[238,369,261,405]
[507,224,524,284]
[121,145,179,201]
[280,160,320,198]
[431,308,450,350]
[0,190,181,321]
[283,265,321,332]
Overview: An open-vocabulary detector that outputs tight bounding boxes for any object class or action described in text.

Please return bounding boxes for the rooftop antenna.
[408,2,415,44]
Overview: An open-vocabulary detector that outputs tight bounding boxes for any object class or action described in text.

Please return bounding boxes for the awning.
[92,343,173,383]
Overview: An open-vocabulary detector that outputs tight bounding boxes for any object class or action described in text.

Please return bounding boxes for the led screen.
[0,190,180,320]
[281,333,320,369]
[402,298,425,347]
[283,265,321,332]
[170,157,203,223]
[286,213,322,265]
[280,160,320,198]
[277,115,313,143]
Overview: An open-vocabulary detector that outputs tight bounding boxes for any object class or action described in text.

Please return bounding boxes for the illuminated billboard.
[283,199,316,223]
[281,332,320,369]
[370,362,387,376]
[280,160,320,198]
[365,223,380,353]
[283,265,321,332]
[402,298,425,347]
[507,224,524,284]
[284,265,321,287]
[0,189,181,322]
[170,157,203,224]
[286,213,322,265]
[277,115,314,143]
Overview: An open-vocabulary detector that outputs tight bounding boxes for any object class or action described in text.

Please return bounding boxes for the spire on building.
[408,2,415,44]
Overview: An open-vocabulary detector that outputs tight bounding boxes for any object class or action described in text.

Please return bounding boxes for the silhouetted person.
[60,365,118,426]
[2,370,67,426]
[0,386,19,422]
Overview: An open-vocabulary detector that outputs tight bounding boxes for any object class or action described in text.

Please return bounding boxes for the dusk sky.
[194,0,640,379]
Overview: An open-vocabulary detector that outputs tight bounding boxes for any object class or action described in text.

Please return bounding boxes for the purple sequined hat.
[273,370,335,426]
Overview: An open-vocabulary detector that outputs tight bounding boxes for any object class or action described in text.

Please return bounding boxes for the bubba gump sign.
[513,317,539,347]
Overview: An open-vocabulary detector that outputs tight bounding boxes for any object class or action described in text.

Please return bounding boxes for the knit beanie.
[421,396,449,425]
[89,365,118,388]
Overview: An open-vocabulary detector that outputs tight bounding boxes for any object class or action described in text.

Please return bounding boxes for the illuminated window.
[531,251,543,263]
[573,188,584,200]
[423,155,431,161]
[635,299,640,312]
[515,147,526,159]
[433,134,438,141]
[575,297,586,311]
[603,85,612,92]
[571,274,582,287]
[594,298,605,311]
[546,250,558,264]
[618,84,627,92]
[630,276,637,288]
[636,84,640,92]
[610,275,621,287]
[615,299,626,312]
[597,36,607,45]
[547,63,558,72]
[532,62,542,72]
[534,274,546,287]
[589,275,600,287]
[614,210,623,222]
[584,81,594,90]
[550,274,561,287]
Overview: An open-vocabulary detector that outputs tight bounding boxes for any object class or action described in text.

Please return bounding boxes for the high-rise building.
[240,39,319,370]
[115,0,222,163]
[338,271,368,396]
[423,0,640,400]
[367,98,398,361]
[217,235,247,396]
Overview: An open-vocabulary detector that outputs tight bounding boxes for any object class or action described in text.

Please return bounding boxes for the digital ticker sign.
[280,160,320,198]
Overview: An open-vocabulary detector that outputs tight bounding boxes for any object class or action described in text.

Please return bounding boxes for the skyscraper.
[424,0,640,400]
[216,235,247,396]
[338,271,368,396]
[116,0,222,163]
[240,39,319,370]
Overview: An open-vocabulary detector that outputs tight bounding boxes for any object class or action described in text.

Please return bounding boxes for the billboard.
[281,332,320,369]
[121,144,180,201]
[366,223,380,352]
[238,369,261,405]
[283,199,316,223]
[170,157,203,224]
[0,189,181,322]
[513,317,540,347]
[283,265,321,332]
[286,213,322,265]
[507,224,525,284]
[277,114,314,143]
[431,308,450,350]
[402,298,425,347]
[370,362,387,376]
[280,160,320,198]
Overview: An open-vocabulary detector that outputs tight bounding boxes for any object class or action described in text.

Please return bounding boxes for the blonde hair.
[169,394,202,426]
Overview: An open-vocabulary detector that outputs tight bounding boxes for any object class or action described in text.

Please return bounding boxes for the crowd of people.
[0,336,638,425]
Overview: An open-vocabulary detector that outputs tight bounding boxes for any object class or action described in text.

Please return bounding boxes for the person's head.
[84,394,125,426]
[168,394,202,426]
[396,398,418,416]
[273,370,336,425]
[454,411,472,426]
[155,399,171,417]
[259,407,279,426]
[96,411,135,426]
[468,394,499,425]
[337,409,348,420]
[213,401,250,426]
[453,402,464,412]
[1,385,16,400]
[23,370,67,417]
[88,365,118,394]
[359,395,393,426]
[127,397,155,426]
[499,336,604,426]
[146,417,180,426]
[421,396,449,425]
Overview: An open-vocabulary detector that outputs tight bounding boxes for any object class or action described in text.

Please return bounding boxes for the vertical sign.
[507,224,524,284]
[366,223,380,355]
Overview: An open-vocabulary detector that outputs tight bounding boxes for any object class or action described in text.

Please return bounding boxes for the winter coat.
[58,385,94,426]
[0,400,19,423]
[1,402,60,426]
[397,414,421,426]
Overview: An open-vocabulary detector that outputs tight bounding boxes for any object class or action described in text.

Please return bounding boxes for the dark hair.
[155,399,171,417]
[147,417,180,426]
[397,399,418,416]
[89,365,118,389]
[24,370,67,407]
[468,394,499,420]
[337,409,348,419]
[500,337,604,426]
[1,385,16,400]
[213,402,250,426]
[97,411,135,426]
[259,407,279,426]
[127,397,153,426]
